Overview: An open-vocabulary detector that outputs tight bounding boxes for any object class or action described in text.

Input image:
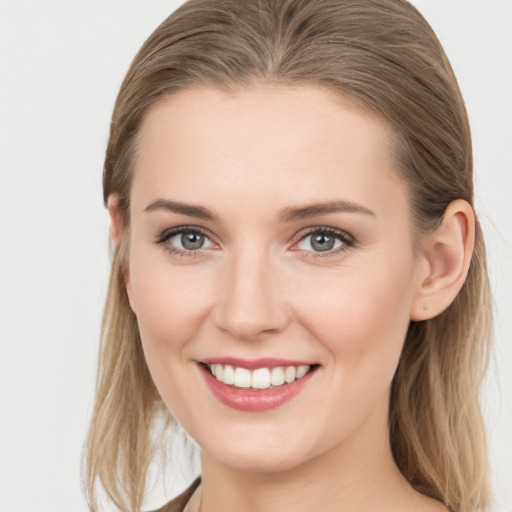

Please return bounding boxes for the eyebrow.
[278,200,375,222]
[144,199,220,222]
[144,198,375,222]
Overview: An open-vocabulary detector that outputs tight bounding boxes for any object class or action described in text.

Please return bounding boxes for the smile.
[199,359,318,412]
[207,363,311,390]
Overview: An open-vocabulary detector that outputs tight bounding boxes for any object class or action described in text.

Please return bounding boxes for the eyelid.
[154,225,219,256]
[155,225,213,244]
[290,226,356,256]
[154,224,356,259]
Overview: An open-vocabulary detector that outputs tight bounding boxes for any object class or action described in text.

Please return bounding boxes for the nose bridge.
[214,242,288,340]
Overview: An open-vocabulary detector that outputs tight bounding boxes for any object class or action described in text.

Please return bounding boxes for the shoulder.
[148,477,201,512]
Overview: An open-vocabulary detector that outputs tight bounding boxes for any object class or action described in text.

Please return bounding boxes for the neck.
[197,399,423,512]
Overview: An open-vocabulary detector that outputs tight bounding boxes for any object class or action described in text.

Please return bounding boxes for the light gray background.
[0,1,511,511]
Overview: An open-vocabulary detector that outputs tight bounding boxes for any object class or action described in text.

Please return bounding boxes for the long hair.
[82,1,492,510]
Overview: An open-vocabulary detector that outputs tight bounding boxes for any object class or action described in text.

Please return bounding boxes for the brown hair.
[83,1,492,511]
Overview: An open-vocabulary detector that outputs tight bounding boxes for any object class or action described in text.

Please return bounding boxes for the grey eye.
[156,227,216,254]
[180,232,205,250]
[310,233,336,252]
[296,230,347,253]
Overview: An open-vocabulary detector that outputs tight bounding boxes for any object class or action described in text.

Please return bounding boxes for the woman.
[83,1,492,511]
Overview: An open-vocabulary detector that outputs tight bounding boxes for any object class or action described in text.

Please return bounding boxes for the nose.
[213,247,290,341]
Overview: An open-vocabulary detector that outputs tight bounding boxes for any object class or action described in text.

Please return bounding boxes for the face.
[125,85,426,473]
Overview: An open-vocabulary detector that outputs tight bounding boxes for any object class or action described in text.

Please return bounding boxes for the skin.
[111,85,474,512]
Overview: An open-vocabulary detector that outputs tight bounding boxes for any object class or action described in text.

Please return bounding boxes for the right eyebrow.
[278,200,375,222]
[144,199,220,222]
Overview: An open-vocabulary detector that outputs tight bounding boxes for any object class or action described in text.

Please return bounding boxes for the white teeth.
[271,367,285,386]
[296,365,309,379]
[251,368,271,389]
[233,367,252,388]
[223,364,235,385]
[214,364,223,380]
[209,364,311,390]
[284,366,296,383]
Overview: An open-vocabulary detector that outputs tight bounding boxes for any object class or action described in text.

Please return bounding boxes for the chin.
[209,448,307,474]
[197,425,318,474]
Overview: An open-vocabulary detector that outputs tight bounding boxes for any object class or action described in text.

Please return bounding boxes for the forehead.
[131,84,407,221]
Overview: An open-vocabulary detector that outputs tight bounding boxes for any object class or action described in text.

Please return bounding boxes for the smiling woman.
[82,1,492,512]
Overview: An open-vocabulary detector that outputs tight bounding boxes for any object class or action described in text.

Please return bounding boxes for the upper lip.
[200,357,316,369]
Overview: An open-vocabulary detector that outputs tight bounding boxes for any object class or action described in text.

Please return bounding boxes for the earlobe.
[107,195,123,247]
[410,199,475,321]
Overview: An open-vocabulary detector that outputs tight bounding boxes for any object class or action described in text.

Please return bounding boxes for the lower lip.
[199,364,316,412]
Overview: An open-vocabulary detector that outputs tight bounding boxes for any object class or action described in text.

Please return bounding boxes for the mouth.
[198,359,319,412]
[203,362,316,390]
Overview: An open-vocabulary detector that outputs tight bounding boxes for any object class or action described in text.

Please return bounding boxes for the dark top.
[149,478,201,512]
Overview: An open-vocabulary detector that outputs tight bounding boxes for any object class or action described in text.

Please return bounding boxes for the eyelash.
[154,226,356,259]
[154,226,213,258]
[294,227,355,259]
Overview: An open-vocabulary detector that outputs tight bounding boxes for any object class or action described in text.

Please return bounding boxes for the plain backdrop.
[0,1,511,511]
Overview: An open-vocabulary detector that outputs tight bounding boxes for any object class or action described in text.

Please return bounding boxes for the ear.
[107,195,136,312]
[107,194,123,247]
[410,199,475,321]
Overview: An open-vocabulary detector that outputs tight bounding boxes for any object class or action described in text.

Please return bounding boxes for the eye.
[294,228,354,255]
[155,226,216,255]
[174,231,209,250]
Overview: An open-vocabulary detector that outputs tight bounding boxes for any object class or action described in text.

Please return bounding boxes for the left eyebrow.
[278,200,375,222]
[143,199,220,222]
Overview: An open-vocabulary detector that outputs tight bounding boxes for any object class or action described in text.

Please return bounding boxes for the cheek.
[127,251,214,357]
[293,252,416,376]
[284,255,416,440]
[127,253,217,416]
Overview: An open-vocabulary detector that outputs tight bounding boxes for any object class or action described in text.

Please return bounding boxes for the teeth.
[208,364,311,390]
[234,367,252,388]
[296,365,309,379]
[211,364,223,380]
[223,364,235,385]
[271,367,285,386]
[284,366,296,383]
[251,368,271,389]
